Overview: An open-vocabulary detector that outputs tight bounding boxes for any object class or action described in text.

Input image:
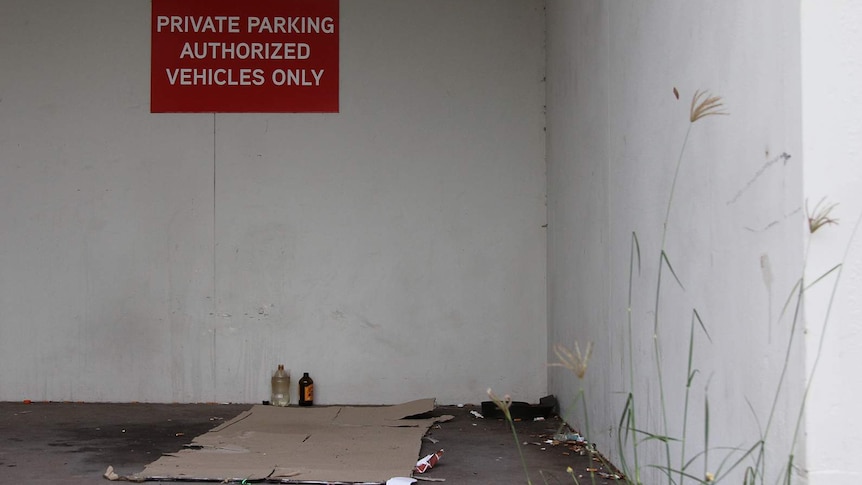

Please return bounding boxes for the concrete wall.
[546,1,807,483]
[0,0,547,405]
[801,1,862,483]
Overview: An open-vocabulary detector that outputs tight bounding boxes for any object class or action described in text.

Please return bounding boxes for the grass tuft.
[689,90,728,122]
[806,198,839,233]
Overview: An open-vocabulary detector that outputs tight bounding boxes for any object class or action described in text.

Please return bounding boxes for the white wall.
[0,0,547,405]
[546,1,807,483]
[801,1,862,483]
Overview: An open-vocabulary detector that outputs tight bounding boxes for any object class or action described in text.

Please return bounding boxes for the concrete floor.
[0,401,620,484]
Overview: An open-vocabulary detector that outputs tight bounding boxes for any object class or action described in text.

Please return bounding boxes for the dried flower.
[690,90,728,122]
[807,198,839,233]
[705,471,715,482]
[487,388,513,420]
[550,341,593,379]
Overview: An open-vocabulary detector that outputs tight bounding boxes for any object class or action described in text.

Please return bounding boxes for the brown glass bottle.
[298,372,314,406]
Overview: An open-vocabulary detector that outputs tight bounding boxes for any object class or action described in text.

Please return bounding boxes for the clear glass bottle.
[271,365,290,407]
[298,372,314,406]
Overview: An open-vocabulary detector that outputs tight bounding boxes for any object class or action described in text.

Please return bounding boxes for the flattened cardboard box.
[130,398,451,483]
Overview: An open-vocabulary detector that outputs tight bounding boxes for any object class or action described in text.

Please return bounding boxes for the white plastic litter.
[387,478,417,485]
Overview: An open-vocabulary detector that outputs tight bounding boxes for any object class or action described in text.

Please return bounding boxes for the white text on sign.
[155,16,336,35]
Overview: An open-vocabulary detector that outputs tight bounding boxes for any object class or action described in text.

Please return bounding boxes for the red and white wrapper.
[413,449,445,474]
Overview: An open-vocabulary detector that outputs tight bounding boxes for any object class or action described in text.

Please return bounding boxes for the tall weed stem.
[625,232,642,484]
[507,417,533,485]
[783,211,862,484]
[653,121,694,485]
[488,389,533,485]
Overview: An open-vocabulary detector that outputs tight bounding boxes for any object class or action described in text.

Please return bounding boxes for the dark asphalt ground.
[0,401,620,484]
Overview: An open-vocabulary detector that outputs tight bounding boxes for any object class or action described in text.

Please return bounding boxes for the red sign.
[151,0,339,113]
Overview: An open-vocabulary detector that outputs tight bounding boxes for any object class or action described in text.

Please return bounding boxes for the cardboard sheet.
[130,398,450,484]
